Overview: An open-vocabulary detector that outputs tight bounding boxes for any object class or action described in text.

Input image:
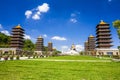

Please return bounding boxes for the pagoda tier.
[96,40,113,43]
[10,25,24,49]
[96,20,113,48]
[96,36,112,39]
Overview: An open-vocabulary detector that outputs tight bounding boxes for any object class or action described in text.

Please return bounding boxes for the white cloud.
[75,45,84,51]
[70,18,77,23]
[71,13,76,17]
[24,34,31,39]
[69,12,80,23]
[51,36,67,41]
[32,14,40,20]
[25,10,32,18]
[36,11,41,15]
[0,24,2,29]
[25,3,49,20]
[43,34,47,38]
[61,46,69,52]
[61,46,68,49]
[37,3,49,13]
[1,30,10,36]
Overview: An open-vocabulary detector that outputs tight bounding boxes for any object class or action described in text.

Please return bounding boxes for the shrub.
[16,55,20,60]
[36,55,39,58]
[0,55,2,60]
[33,55,36,58]
[4,55,8,61]
[20,55,23,57]
[10,55,14,60]
[102,55,111,57]
[112,55,120,59]
[28,55,31,59]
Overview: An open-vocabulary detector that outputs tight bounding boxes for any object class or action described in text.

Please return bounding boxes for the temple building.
[61,44,79,55]
[34,36,44,55]
[35,36,44,51]
[48,42,53,52]
[0,24,25,54]
[96,20,112,48]
[95,20,119,56]
[84,20,119,56]
[71,44,76,51]
[84,35,96,55]
[10,24,24,49]
[88,35,96,51]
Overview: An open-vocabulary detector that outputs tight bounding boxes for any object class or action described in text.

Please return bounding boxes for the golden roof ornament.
[16,24,21,28]
[71,44,76,50]
[99,20,107,24]
[48,41,52,43]
[38,36,42,38]
[89,34,94,38]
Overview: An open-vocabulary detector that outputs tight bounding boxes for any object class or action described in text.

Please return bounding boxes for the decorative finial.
[89,34,94,38]
[101,20,103,22]
[16,24,21,28]
[71,44,76,50]
[48,41,52,43]
[99,20,107,24]
[38,36,42,38]
[18,24,20,26]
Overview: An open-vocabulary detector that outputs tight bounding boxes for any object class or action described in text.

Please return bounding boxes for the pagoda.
[10,24,24,49]
[96,20,113,48]
[36,36,44,51]
[84,35,95,55]
[88,35,96,51]
[84,35,95,51]
[48,42,53,51]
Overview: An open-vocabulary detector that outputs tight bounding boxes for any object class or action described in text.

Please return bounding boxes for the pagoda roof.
[89,34,94,38]
[48,41,52,43]
[15,24,21,28]
[99,20,107,25]
[38,36,43,38]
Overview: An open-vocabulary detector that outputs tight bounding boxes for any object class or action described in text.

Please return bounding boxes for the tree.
[43,46,48,51]
[113,20,120,57]
[23,39,35,51]
[0,32,10,47]
[52,49,61,56]
[113,20,120,39]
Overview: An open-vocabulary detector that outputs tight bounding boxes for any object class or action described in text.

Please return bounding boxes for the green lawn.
[0,56,120,80]
[40,55,111,60]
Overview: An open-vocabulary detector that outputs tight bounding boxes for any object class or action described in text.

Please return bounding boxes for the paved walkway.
[30,59,111,62]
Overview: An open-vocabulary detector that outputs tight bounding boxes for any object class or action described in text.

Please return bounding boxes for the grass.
[45,55,99,60]
[0,56,120,80]
[41,55,111,60]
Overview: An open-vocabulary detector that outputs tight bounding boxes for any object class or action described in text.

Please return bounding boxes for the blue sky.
[0,0,120,51]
